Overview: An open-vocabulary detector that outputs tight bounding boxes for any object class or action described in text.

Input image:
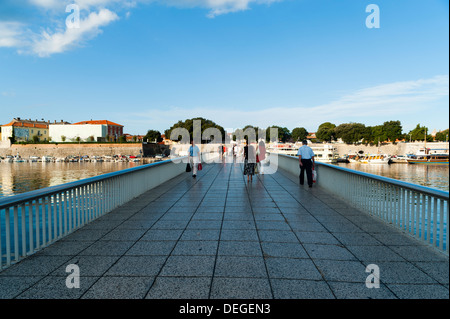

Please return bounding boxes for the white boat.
[42,156,54,162]
[267,143,298,156]
[360,154,391,164]
[346,154,363,163]
[4,156,14,163]
[406,153,449,165]
[390,155,410,163]
[268,143,339,163]
[91,156,104,162]
[309,144,339,163]
[415,147,449,156]
[407,147,449,165]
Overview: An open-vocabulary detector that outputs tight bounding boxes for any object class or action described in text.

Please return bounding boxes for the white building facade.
[50,124,107,142]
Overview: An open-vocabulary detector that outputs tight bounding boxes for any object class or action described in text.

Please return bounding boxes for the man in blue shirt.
[189,139,201,178]
[297,140,315,187]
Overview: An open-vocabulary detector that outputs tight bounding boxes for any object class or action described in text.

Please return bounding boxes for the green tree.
[383,120,403,142]
[435,129,449,142]
[9,128,16,144]
[164,117,225,143]
[266,125,291,143]
[316,122,336,142]
[291,127,308,142]
[409,124,428,141]
[144,130,163,143]
[368,125,386,145]
[335,123,369,144]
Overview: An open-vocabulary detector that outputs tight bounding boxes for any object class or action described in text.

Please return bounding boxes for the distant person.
[218,144,223,160]
[297,140,315,187]
[189,139,201,178]
[243,140,256,182]
[257,140,266,174]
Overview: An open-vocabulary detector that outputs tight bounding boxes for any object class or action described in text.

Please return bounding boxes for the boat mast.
[424,127,427,153]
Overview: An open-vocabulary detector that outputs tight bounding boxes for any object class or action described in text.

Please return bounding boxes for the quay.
[0,154,448,299]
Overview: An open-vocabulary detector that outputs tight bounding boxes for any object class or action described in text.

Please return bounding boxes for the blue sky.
[0,0,448,135]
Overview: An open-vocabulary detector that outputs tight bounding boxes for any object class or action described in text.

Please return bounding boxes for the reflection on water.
[0,161,448,200]
[334,163,449,192]
[0,161,144,199]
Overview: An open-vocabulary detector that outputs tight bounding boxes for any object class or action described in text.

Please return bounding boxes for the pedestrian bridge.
[0,154,448,299]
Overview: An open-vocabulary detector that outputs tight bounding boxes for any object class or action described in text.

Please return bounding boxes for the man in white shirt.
[189,140,201,178]
[297,140,315,187]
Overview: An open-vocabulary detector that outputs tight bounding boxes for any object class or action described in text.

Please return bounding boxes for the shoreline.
[0,141,448,161]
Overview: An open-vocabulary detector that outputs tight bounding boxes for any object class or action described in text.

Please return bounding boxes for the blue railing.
[272,153,449,255]
[0,157,187,271]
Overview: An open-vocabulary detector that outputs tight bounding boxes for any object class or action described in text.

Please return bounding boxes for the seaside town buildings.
[1,118,126,143]
[0,118,55,142]
[50,120,124,142]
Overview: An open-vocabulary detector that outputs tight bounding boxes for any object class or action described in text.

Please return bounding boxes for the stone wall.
[0,143,143,158]
[1,141,448,159]
[333,142,449,156]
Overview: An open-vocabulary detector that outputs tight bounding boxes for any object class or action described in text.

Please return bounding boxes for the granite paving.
[0,160,448,299]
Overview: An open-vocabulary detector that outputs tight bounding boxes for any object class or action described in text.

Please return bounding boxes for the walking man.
[297,140,315,188]
[189,139,201,178]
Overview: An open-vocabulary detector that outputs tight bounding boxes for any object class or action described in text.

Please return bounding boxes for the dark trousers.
[299,159,313,186]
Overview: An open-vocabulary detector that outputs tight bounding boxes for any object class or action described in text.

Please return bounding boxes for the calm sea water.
[334,163,449,192]
[0,161,448,200]
[0,161,144,199]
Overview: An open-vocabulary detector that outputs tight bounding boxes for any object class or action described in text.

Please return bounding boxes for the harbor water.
[0,161,145,199]
[334,162,449,192]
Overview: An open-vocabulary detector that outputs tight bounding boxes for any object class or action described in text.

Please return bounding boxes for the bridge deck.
[0,161,448,299]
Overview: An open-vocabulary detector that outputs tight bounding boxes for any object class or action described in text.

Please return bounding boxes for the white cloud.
[148,0,281,17]
[126,75,449,133]
[0,21,27,48]
[1,0,281,57]
[28,0,60,8]
[28,0,281,17]
[30,8,119,57]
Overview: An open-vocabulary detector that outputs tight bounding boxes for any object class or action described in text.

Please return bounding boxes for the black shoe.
[193,174,196,178]
[308,185,312,188]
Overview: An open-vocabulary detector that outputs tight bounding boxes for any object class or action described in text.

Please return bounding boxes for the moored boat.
[359,154,391,164]
[406,154,449,165]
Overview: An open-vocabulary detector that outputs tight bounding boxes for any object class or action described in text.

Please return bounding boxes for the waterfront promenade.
[0,161,448,299]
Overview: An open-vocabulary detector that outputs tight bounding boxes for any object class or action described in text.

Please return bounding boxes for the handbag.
[186,163,191,172]
[198,163,203,171]
[312,169,317,183]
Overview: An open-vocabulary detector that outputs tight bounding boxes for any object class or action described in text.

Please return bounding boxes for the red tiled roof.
[73,120,123,127]
[2,120,48,129]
